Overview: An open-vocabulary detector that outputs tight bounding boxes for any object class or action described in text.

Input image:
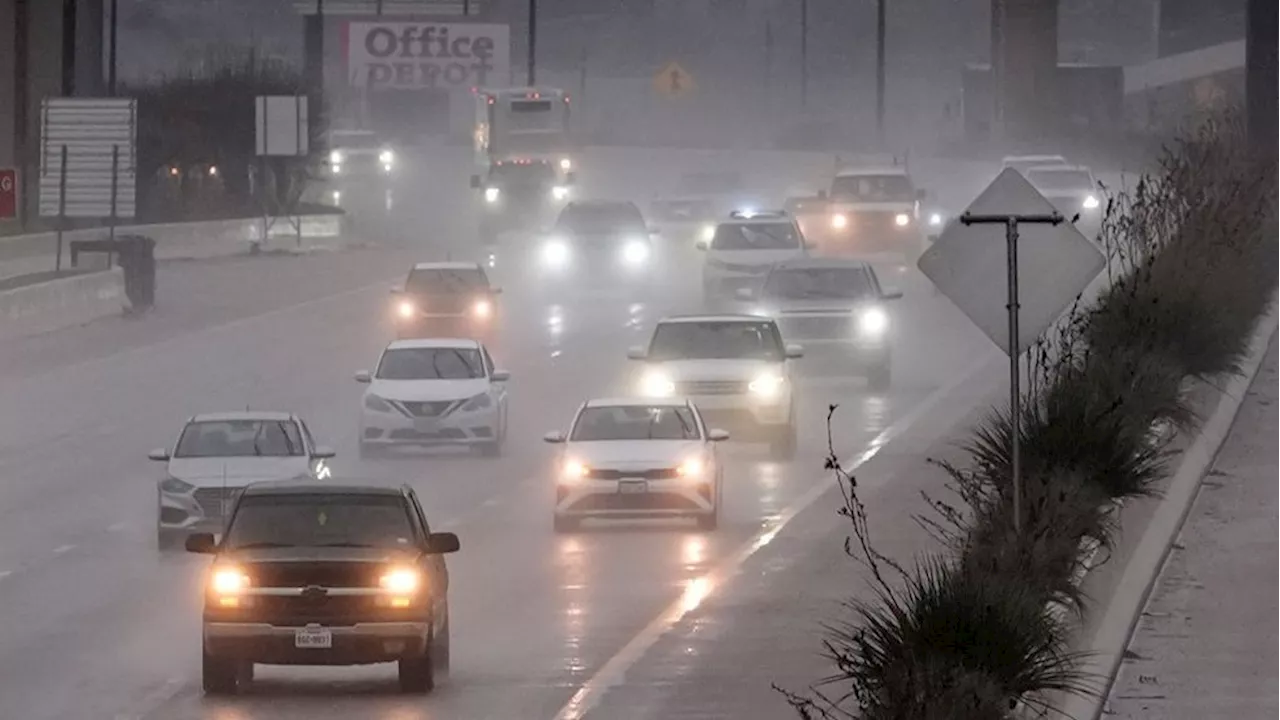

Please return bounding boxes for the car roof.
[190,411,295,423]
[769,257,875,272]
[411,261,483,271]
[566,199,639,210]
[834,166,909,178]
[656,314,775,324]
[583,397,694,409]
[240,482,407,497]
[385,337,482,351]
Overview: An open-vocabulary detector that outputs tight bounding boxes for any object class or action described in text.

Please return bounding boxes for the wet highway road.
[0,146,994,719]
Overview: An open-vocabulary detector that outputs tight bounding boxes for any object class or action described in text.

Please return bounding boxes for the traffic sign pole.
[960,211,1063,535]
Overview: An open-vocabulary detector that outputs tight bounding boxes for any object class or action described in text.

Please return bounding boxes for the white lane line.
[0,570,12,581]
[482,496,502,508]
[52,544,75,555]
[107,521,128,532]
[552,355,995,720]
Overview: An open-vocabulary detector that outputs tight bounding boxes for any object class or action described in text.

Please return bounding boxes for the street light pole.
[108,0,118,95]
[527,0,537,86]
[875,0,886,146]
[800,0,809,107]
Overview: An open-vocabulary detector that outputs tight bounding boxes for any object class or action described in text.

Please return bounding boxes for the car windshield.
[223,494,417,550]
[829,174,915,202]
[405,268,488,295]
[1026,169,1094,191]
[376,347,485,380]
[330,132,380,150]
[571,405,701,441]
[712,222,799,251]
[649,320,784,361]
[174,419,305,458]
[764,267,877,301]
[558,204,645,234]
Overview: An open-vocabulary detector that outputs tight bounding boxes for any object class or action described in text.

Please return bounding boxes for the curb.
[1057,299,1279,720]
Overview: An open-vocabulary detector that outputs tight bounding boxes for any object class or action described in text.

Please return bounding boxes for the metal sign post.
[960,211,1063,533]
[56,146,68,271]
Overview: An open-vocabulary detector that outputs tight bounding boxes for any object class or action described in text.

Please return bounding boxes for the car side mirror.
[735,287,756,301]
[785,344,805,359]
[354,370,372,384]
[626,346,647,360]
[469,175,481,189]
[312,445,336,459]
[185,532,217,554]
[708,428,730,442]
[881,289,904,301]
[148,448,170,462]
[426,531,460,555]
[491,369,511,382]
[694,239,710,251]
[543,430,567,444]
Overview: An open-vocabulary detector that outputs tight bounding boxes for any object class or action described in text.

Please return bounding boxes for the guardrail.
[0,267,127,341]
[0,212,348,281]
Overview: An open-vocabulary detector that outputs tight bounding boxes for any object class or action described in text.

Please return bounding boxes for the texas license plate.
[619,480,648,494]
[413,418,437,433]
[294,627,332,649]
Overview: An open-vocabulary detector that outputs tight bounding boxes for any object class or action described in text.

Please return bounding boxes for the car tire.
[867,363,892,392]
[769,423,797,461]
[202,644,240,696]
[553,515,579,533]
[398,650,436,694]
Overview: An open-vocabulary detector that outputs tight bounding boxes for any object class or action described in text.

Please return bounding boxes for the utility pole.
[108,0,118,95]
[800,0,809,107]
[875,0,886,146]
[991,0,1005,142]
[1247,0,1277,151]
[527,0,537,86]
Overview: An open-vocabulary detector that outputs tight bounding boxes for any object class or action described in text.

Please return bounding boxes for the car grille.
[777,314,854,336]
[193,487,243,517]
[586,468,679,480]
[570,492,702,512]
[247,561,384,589]
[396,400,455,417]
[677,380,749,395]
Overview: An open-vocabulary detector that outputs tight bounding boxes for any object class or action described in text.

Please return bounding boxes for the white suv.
[627,314,803,460]
[696,212,808,307]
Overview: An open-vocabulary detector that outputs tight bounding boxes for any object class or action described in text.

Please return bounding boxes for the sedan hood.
[167,457,314,487]
[772,299,871,315]
[706,249,804,272]
[369,378,489,402]
[566,439,703,468]
[652,358,781,380]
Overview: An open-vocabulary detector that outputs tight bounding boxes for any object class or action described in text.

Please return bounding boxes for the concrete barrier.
[0,213,348,281]
[0,267,128,340]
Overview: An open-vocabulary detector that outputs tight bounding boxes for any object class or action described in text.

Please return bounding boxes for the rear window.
[405,267,488,294]
[224,494,417,550]
[649,320,784,361]
[712,222,800,251]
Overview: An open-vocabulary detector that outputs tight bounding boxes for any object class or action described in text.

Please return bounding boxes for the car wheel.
[202,643,240,695]
[867,363,892,392]
[769,423,797,461]
[398,649,436,694]
[433,609,451,678]
[553,515,579,533]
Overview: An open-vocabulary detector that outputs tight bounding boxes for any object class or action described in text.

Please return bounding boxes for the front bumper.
[361,406,500,447]
[203,621,429,665]
[555,477,716,519]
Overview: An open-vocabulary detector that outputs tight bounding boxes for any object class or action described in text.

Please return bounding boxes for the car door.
[407,489,449,624]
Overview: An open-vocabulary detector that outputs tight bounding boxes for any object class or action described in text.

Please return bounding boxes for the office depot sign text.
[345,22,510,90]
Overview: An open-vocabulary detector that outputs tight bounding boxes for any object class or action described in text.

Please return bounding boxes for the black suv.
[390,261,502,342]
[185,482,460,695]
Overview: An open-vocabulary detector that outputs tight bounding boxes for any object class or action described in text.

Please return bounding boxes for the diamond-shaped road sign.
[918,167,1105,356]
[653,61,695,97]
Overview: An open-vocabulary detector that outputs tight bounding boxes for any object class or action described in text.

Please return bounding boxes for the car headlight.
[552,185,570,201]
[928,212,944,227]
[621,239,650,265]
[460,392,492,412]
[331,163,342,175]
[639,370,676,397]
[559,158,572,171]
[677,457,705,479]
[859,307,889,336]
[473,299,493,319]
[484,187,500,203]
[700,224,716,242]
[894,213,910,227]
[542,239,570,267]
[329,150,343,165]
[1082,195,1100,210]
[379,149,394,164]
[561,458,589,482]
[748,372,786,399]
[210,566,250,595]
[396,299,416,319]
[364,393,393,413]
[159,477,195,494]
[379,567,421,594]
[831,213,848,229]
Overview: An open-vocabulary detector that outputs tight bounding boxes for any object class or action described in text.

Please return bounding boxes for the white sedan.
[356,338,510,458]
[544,398,729,532]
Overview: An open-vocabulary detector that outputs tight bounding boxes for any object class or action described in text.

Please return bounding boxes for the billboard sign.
[345,22,510,91]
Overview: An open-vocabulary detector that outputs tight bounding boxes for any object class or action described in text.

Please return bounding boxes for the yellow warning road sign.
[653,61,695,97]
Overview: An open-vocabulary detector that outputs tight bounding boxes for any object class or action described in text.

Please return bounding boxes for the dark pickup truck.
[186,482,460,695]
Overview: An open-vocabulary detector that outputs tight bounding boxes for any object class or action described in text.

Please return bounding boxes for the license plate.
[413,418,437,433]
[619,480,648,494]
[294,627,332,649]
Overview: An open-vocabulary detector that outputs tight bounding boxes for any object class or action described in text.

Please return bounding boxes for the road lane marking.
[552,354,995,720]
[0,570,11,581]
[52,544,75,555]
[107,521,128,532]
